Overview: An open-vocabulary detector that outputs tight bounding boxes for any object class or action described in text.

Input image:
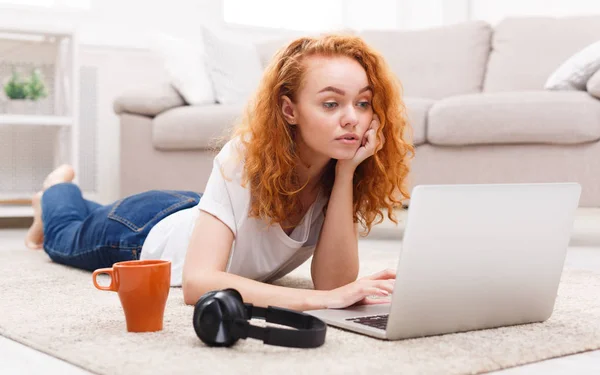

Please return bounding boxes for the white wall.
[471,0,600,25]
[0,0,295,49]
[2,0,600,50]
[79,48,167,203]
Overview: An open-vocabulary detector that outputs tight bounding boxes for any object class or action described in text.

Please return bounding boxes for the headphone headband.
[193,289,327,348]
[232,304,327,348]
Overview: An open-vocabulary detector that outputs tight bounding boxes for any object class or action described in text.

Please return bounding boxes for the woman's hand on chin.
[336,114,385,174]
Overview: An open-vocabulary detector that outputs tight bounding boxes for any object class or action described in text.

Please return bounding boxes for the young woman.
[25,33,414,311]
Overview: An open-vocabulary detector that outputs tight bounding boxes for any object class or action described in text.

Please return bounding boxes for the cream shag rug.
[1,248,600,375]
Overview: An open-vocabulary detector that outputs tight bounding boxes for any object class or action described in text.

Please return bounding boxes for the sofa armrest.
[588,69,600,100]
[113,83,186,118]
[153,104,243,150]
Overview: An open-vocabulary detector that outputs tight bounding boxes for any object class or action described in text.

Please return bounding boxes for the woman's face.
[281,55,374,164]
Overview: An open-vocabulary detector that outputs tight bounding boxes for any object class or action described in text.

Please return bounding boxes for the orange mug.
[92,260,171,332]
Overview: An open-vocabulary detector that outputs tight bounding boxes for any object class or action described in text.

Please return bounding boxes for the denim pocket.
[107,190,200,233]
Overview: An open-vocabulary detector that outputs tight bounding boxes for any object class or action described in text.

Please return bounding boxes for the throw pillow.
[151,33,215,105]
[201,27,263,104]
[545,39,600,90]
[587,68,600,99]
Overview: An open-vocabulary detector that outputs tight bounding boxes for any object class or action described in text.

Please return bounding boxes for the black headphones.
[193,288,327,348]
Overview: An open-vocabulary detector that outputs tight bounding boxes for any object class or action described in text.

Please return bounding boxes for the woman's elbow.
[182,276,202,305]
[182,272,220,305]
[182,286,194,306]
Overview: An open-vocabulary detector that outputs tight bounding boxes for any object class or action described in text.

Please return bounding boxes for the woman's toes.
[25,192,44,250]
[43,164,75,190]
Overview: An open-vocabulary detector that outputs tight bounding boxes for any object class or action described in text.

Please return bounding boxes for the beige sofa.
[114,16,600,206]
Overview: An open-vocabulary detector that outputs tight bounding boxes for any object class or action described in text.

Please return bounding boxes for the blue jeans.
[41,183,201,271]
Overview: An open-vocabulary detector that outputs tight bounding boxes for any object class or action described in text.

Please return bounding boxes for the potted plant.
[3,70,28,114]
[2,68,49,115]
[25,69,49,114]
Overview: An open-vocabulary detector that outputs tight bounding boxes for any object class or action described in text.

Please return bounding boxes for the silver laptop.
[305,182,581,340]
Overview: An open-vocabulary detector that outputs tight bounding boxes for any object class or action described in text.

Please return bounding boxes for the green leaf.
[3,70,28,100]
[25,69,48,101]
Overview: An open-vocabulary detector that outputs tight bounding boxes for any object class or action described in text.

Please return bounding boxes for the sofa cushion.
[358,21,491,100]
[484,16,600,92]
[202,27,263,105]
[153,104,243,150]
[428,91,600,146]
[404,97,433,146]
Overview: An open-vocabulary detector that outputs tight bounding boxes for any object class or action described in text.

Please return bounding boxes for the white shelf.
[0,205,33,218]
[0,192,34,200]
[0,115,73,127]
[1,25,79,212]
[0,25,76,37]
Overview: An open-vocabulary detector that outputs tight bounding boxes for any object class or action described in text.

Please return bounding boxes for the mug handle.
[92,268,116,291]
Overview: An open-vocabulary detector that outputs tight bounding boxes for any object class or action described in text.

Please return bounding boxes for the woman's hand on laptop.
[321,269,396,309]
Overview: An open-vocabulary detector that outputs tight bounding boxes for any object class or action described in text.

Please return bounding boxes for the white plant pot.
[5,99,28,114]
[27,99,49,115]
[3,99,50,115]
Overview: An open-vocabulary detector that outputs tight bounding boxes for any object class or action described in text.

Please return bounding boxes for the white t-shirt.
[140,139,329,286]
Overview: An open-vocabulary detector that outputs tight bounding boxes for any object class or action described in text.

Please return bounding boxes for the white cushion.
[201,27,263,104]
[545,39,600,90]
[151,33,215,105]
[588,68,600,99]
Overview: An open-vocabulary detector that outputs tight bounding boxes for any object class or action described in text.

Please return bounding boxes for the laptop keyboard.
[346,314,389,330]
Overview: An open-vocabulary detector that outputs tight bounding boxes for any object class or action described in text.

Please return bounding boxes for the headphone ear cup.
[214,289,248,321]
[193,291,235,347]
[192,290,218,345]
[221,289,245,308]
[193,289,247,347]
[196,290,218,306]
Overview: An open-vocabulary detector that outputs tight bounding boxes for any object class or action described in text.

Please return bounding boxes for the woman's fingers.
[368,129,376,147]
[361,128,376,150]
[354,282,393,306]
[363,268,396,280]
[361,129,370,147]
[361,296,392,305]
[372,113,380,125]
[327,272,396,309]
[378,133,386,152]
[357,280,394,296]
[368,114,385,153]
[374,279,395,294]
[360,286,390,297]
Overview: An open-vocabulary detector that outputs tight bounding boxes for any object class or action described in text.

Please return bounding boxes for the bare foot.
[25,191,44,250]
[43,164,75,190]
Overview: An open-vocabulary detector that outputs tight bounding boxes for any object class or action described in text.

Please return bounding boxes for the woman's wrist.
[303,289,330,311]
[334,162,355,180]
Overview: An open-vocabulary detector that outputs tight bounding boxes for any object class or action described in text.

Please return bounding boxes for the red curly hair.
[231,33,414,235]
